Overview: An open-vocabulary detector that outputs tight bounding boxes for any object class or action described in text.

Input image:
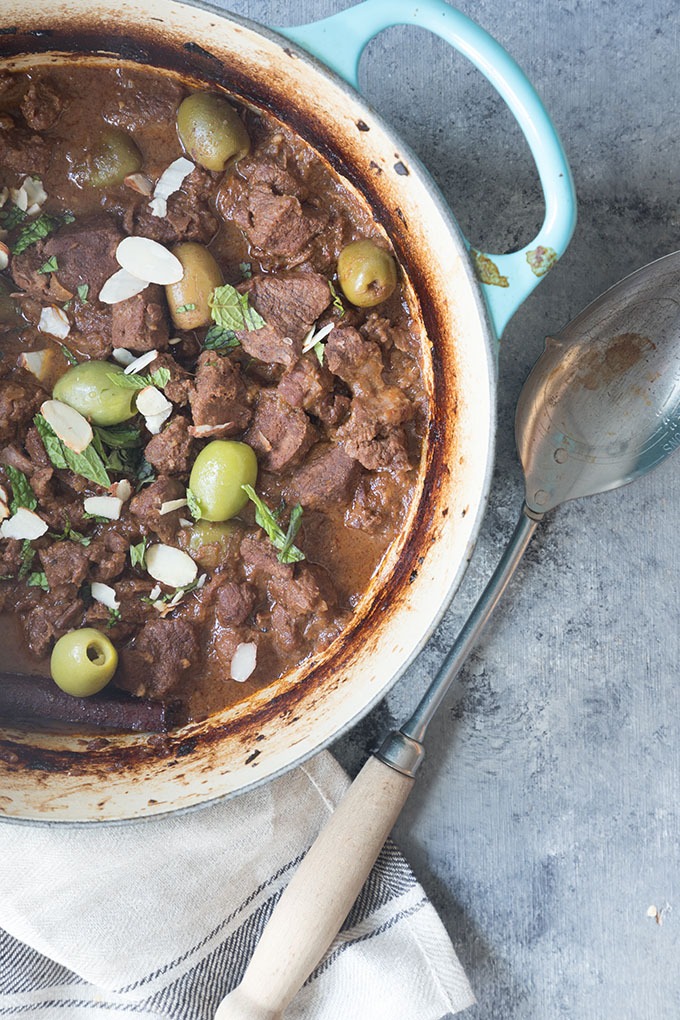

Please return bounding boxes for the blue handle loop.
[278,0,576,339]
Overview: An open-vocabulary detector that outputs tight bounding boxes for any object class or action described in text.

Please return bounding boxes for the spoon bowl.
[518,250,680,512]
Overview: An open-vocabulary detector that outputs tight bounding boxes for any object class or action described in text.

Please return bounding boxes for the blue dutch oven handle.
[278,0,577,340]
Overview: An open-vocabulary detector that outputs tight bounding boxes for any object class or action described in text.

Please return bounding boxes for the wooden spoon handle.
[215,755,415,1020]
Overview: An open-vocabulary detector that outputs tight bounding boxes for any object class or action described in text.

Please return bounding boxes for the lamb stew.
[0,65,427,731]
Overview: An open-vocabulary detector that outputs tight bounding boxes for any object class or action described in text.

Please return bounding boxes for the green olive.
[53,361,136,426]
[176,93,250,173]
[50,627,118,697]
[166,243,223,330]
[189,440,258,522]
[177,519,242,570]
[72,127,142,189]
[337,239,398,308]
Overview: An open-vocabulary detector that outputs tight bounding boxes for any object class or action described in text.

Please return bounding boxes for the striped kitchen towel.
[0,751,475,1018]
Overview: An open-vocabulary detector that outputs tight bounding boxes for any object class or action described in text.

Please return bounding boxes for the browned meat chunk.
[240,534,291,583]
[246,390,317,472]
[277,354,333,415]
[105,76,185,132]
[0,381,41,442]
[284,445,360,511]
[72,302,113,360]
[22,588,84,657]
[123,168,218,246]
[117,618,199,698]
[129,476,185,543]
[45,217,122,301]
[188,351,252,437]
[111,283,169,352]
[39,542,90,589]
[215,581,256,627]
[145,416,195,475]
[0,129,50,175]
[87,528,129,583]
[240,188,325,262]
[150,352,192,406]
[346,471,413,534]
[20,80,65,131]
[246,272,331,342]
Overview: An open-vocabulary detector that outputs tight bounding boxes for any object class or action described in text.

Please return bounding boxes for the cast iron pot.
[0,0,576,822]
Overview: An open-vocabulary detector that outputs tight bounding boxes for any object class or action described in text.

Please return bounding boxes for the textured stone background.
[219,1,680,1016]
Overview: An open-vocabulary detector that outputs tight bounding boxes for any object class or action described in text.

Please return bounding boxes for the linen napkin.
[0,751,474,1019]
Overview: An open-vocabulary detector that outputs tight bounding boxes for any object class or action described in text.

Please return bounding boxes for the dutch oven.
[0,0,576,822]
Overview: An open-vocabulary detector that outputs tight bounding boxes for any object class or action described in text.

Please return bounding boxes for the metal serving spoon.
[216,250,680,1019]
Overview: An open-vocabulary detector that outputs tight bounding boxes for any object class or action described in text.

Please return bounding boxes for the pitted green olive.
[53,361,136,426]
[178,519,243,570]
[166,243,223,330]
[189,440,258,522]
[50,628,118,697]
[337,239,398,308]
[72,127,142,189]
[176,93,250,172]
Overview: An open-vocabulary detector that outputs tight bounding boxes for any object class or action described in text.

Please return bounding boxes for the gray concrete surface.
[221,2,680,1016]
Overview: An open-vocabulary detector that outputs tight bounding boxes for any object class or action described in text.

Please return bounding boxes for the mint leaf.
[0,203,27,231]
[38,254,59,275]
[58,343,78,366]
[5,466,37,513]
[76,283,89,302]
[239,261,252,280]
[328,279,345,316]
[34,413,111,487]
[241,485,305,564]
[202,323,240,353]
[175,303,196,314]
[129,538,148,570]
[18,540,35,579]
[12,212,71,256]
[107,367,171,391]
[209,283,265,333]
[27,571,49,591]
[106,607,121,629]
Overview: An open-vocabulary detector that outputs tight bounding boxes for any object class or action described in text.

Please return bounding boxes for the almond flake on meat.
[124,172,154,196]
[18,348,53,383]
[230,642,257,682]
[301,321,334,354]
[144,409,172,435]
[0,485,8,504]
[110,479,133,502]
[148,156,195,219]
[112,347,136,367]
[0,241,9,271]
[83,495,123,520]
[136,385,171,418]
[22,177,48,212]
[9,186,28,212]
[149,583,162,601]
[146,544,198,588]
[37,305,70,340]
[188,422,235,438]
[123,349,158,375]
[99,267,149,305]
[91,581,120,610]
[115,236,183,286]
[0,507,48,541]
[159,497,188,516]
[40,399,92,453]
[0,502,9,523]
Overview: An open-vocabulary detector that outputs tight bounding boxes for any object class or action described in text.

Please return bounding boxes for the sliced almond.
[124,172,154,196]
[0,507,48,541]
[0,502,10,522]
[159,497,188,516]
[146,544,198,588]
[116,236,183,286]
[22,177,47,211]
[40,399,92,453]
[179,518,193,528]
[18,348,53,383]
[230,642,257,682]
[149,156,195,219]
[0,187,8,210]
[83,495,123,520]
[188,422,235,439]
[0,241,9,271]
[110,479,133,502]
[136,385,171,417]
[144,409,172,435]
[0,485,8,504]
[91,581,120,610]
[149,583,162,601]
[37,305,70,340]
[111,347,136,367]
[10,186,28,212]
[99,268,149,305]
[123,349,158,375]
